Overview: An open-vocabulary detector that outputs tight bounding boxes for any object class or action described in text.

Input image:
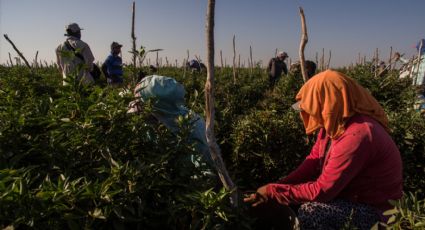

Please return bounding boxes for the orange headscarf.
[295,70,389,139]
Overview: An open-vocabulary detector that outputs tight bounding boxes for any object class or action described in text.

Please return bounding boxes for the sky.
[1,0,425,68]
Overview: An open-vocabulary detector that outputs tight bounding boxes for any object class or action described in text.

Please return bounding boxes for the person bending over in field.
[127,75,215,176]
[56,23,96,86]
[101,42,124,87]
[267,51,288,88]
[244,70,403,230]
[186,59,206,73]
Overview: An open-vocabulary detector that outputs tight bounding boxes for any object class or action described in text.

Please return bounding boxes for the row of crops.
[0,64,424,229]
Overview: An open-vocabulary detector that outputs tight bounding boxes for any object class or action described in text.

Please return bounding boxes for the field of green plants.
[0,63,424,229]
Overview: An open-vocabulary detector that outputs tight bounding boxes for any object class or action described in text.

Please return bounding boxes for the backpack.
[64,41,101,80]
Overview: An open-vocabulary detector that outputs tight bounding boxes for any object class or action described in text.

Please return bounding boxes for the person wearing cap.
[56,23,95,86]
[101,42,124,86]
[266,51,288,88]
[244,70,402,229]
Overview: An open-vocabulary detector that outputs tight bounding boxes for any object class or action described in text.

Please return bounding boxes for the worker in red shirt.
[244,70,403,230]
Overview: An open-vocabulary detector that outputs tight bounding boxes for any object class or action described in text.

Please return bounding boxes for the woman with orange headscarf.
[244,70,403,230]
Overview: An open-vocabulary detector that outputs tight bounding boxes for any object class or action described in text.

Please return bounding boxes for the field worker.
[101,42,124,87]
[244,70,403,230]
[127,75,215,175]
[394,39,425,113]
[267,51,288,88]
[56,23,95,86]
[186,59,206,73]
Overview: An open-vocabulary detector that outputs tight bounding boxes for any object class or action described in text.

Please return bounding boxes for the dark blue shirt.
[103,54,123,77]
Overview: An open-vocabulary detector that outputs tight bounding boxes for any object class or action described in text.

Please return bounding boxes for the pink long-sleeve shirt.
[266,115,403,214]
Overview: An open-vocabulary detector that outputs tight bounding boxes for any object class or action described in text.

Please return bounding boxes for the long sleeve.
[266,125,371,205]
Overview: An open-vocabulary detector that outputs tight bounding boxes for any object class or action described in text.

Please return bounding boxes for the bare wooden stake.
[220,49,223,72]
[326,50,331,69]
[8,52,14,67]
[34,50,39,68]
[298,7,308,82]
[4,34,32,70]
[374,48,379,78]
[205,0,237,207]
[388,46,393,71]
[250,45,253,75]
[358,52,361,65]
[321,48,325,71]
[131,1,137,83]
[232,35,237,84]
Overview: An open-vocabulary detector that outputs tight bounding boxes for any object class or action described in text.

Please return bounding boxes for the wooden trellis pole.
[374,48,379,78]
[250,45,253,75]
[389,46,393,71]
[232,35,237,84]
[220,49,223,70]
[8,52,14,67]
[326,50,331,69]
[205,0,237,207]
[34,50,39,68]
[131,1,137,82]
[298,7,308,82]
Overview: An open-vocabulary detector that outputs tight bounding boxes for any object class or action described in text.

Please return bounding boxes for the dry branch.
[298,7,308,82]
[4,34,32,70]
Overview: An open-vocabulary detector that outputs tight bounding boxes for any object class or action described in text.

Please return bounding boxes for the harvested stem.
[4,34,32,70]
[204,0,237,207]
[298,7,308,82]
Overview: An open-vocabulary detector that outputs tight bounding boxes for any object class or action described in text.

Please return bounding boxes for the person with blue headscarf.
[128,75,215,174]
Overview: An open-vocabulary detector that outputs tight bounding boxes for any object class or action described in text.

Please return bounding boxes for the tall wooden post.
[131,1,137,83]
[232,35,237,84]
[205,0,237,206]
[298,7,308,82]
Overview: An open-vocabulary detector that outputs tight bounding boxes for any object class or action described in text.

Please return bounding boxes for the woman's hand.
[243,185,269,207]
